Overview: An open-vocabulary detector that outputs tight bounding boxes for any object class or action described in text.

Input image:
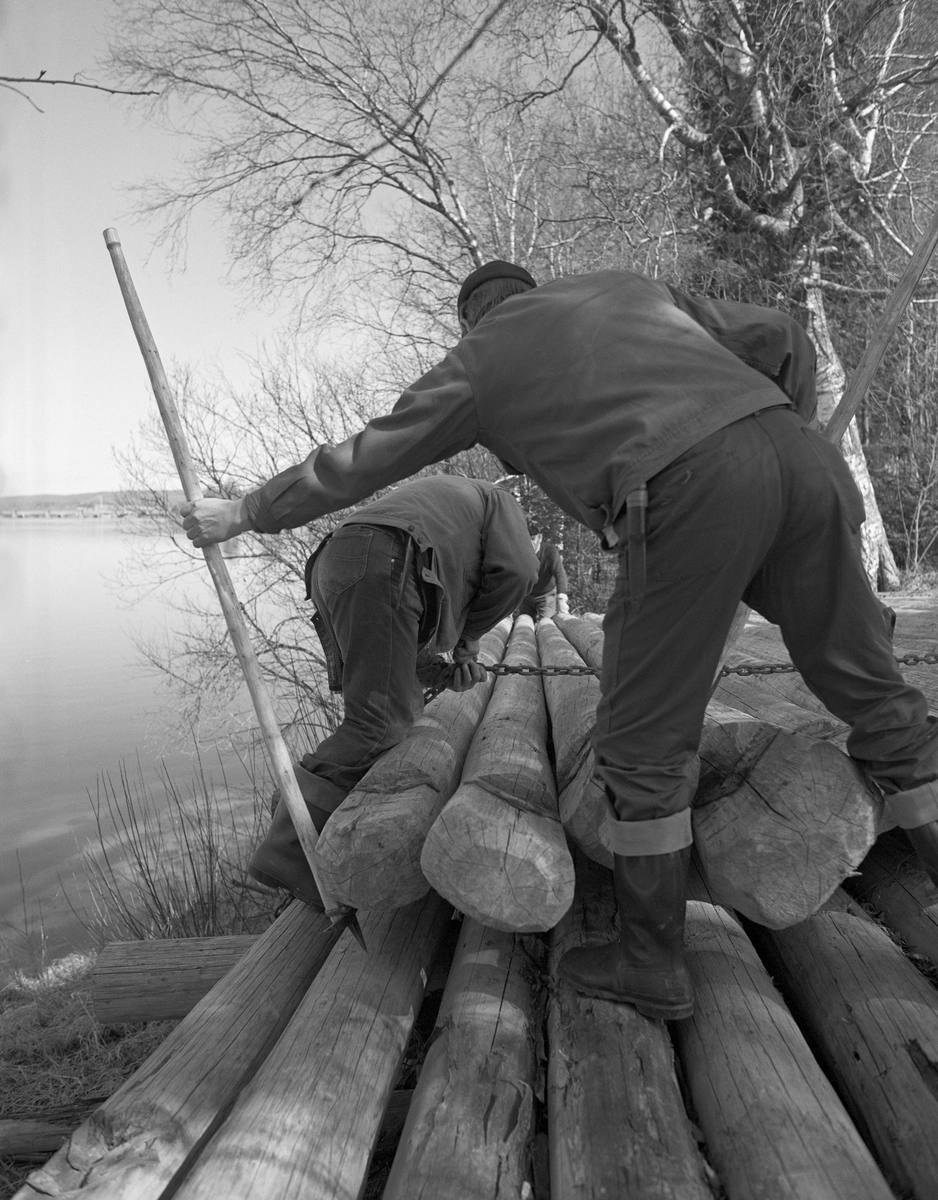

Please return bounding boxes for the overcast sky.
[0,0,296,497]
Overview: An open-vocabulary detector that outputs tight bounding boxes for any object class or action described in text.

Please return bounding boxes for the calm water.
[0,519,258,965]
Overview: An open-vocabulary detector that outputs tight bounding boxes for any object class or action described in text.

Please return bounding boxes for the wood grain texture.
[537,618,614,866]
[92,935,259,1023]
[536,619,599,789]
[674,871,895,1200]
[750,894,938,1200]
[172,892,451,1200]
[17,903,341,1200]
[313,621,510,909]
[548,853,712,1200]
[844,830,938,966]
[694,720,885,928]
[383,920,541,1200]
[421,617,574,932]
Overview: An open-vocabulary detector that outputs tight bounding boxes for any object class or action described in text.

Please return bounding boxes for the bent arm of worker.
[664,287,819,426]
[245,354,478,535]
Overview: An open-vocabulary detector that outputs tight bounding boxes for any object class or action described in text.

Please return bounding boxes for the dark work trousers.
[305,524,426,794]
[518,590,558,620]
[595,405,938,856]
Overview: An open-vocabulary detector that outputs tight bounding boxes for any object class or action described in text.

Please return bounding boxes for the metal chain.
[425,649,938,701]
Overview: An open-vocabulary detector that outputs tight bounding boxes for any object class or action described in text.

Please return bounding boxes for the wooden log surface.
[171,892,451,1200]
[695,720,885,928]
[674,867,895,1200]
[843,829,938,967]
[421,617,574,932]
[0,1121,70,1159]
[536,619,614,867]
[93,935,259,1024]
[535,618,598,789]
[16,903,342,1200]
[548,852,713,1200]
[553,612,884,924]
[748,889,938,1200]
[313,620,510,911]
[383,919,540,1200]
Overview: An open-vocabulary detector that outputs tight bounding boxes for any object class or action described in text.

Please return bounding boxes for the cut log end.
[421,784,575,932]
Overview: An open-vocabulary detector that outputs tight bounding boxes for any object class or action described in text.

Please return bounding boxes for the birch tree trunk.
[804,282,900,590]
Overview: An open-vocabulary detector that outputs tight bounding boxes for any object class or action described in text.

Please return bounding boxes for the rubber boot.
[248,766,348,910]
[559,847,694,1020]
[905,821,938,891]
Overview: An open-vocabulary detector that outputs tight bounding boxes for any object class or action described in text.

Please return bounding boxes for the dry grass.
[0,954,176,1198]
[0,743,286,1197]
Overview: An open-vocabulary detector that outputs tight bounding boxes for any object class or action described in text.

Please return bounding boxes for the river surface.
[0,519,263,969]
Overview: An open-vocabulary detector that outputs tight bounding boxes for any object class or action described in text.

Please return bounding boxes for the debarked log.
[694,720,886,928]
[536,619,614,868]
[748,889,938,1200]
[313,620,510,911]
[92,935,259,1024]
[421,617,574,932]
[171,893,451,1200]
[17,903,341,1200]
[383,919,541,1200]
[548,852,713,1200]
[553,612,887,928]
[842,828,938,968]
[674,868,895,1200]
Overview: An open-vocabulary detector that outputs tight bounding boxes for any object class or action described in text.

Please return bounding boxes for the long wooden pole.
[103,228,364,949]
[824,204,938,446]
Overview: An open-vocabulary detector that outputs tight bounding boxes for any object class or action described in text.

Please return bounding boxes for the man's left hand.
[557,593,570,614]
[449,637,486,692]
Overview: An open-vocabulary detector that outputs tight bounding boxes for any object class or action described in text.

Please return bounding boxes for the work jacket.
[530,542,569,598]
[245,269,818,539]
[331,476,537,654]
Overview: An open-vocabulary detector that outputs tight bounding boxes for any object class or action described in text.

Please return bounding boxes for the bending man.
[518,522,570,620]
[184,262,938,1022]
[248,474,537,909]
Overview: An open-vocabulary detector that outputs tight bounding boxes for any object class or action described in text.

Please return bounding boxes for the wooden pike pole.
[715,205,938,684]
[103,228,365,950]
[824,204,938,447]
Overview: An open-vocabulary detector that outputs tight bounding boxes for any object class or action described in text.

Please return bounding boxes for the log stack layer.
[48,601,938,1200]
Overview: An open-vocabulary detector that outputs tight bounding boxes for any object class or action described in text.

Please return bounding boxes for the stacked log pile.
[313,620,511,910]
[420,616,575,932]
[30,602,938,1199]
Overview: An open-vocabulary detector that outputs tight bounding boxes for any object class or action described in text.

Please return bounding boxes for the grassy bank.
[0,748,284,1198]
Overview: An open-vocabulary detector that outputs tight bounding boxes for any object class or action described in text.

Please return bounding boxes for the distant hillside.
[0,490,185,512]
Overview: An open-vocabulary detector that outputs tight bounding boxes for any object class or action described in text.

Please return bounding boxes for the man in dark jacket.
[247,474,538,909]
[518,523,570,620]
[183,262,938,1021]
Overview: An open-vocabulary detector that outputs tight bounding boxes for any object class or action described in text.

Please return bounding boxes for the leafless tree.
[572,0,938,585]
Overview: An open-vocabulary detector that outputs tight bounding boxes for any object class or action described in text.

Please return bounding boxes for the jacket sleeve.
[461,491,540,640]
[665,286,818,426]
[244,353,479,533]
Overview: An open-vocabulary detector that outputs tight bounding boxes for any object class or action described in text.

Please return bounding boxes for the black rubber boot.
[559,847,694,1020]
[905,821,938,891]
[248,767,348,910]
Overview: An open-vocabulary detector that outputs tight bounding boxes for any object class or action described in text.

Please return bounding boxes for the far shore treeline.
[0,490,185,519]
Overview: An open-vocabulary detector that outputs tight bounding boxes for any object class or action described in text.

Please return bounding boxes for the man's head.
[527,519,543,553]
[457,260,536,333]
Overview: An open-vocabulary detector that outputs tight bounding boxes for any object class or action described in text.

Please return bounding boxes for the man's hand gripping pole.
[103,228,365,951]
